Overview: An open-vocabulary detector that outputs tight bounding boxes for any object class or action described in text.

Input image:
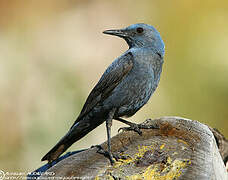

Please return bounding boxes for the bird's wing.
[75,52,133,123]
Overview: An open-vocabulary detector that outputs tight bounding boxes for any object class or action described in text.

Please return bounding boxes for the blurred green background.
[0,0,227,172]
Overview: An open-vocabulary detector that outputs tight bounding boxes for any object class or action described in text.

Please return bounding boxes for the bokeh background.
[0,0,228,172]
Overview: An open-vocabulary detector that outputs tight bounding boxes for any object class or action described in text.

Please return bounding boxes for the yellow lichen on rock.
[135,145,155,158]
[96,145,191,179]
[177,139,188,146]
[113,145,155,168]
[160,144,165,150]
[127,157,190,180]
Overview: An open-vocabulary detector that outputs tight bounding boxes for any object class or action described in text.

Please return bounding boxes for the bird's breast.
[109,63,155,117]
[103,48,163,117]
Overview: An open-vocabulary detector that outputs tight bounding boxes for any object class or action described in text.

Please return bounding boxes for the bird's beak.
[103,29,129,37]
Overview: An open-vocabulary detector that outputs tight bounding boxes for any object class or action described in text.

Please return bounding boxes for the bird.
[41,23,165,164]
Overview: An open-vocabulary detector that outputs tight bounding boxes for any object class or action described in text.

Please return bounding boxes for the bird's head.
[103,23,164,56]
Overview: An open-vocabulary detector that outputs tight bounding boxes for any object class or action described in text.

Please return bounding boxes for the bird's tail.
[41,129,75,163]
[41,115,105,163]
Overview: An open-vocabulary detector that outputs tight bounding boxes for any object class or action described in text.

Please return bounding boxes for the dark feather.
[71,52,133,128]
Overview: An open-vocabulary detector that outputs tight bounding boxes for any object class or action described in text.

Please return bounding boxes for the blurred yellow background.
[0,0,228,172]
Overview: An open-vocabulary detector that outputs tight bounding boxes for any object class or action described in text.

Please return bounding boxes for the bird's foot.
[118,124,143,135]
[92,145,129,164]
[92,145,115,165]
[113,153,130,161]
[118,123,159,135]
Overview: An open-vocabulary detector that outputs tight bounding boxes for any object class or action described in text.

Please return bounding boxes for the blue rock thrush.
[41,23,165,164]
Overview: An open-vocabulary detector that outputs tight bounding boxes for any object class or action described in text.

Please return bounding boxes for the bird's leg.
[115,117,159,135]
[105,108,116,164]
[95,109,130,164]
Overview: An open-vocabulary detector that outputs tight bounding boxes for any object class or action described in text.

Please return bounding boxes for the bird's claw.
[118,124,159,135]
[118,125,143,135]
[113,153,130,161]
[93,145,115,164]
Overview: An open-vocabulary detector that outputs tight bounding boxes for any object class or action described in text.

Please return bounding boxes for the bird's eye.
[136,27,144,34]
